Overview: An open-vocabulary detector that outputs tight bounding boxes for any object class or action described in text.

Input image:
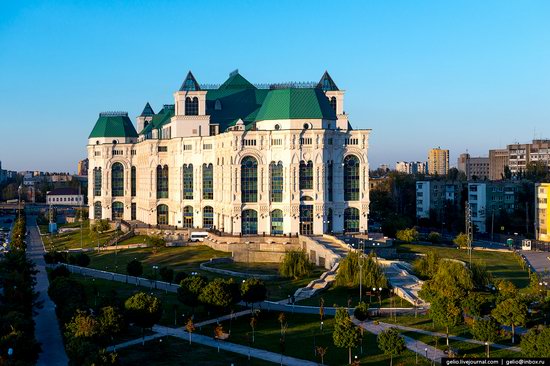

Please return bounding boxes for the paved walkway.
[355,319,446,364]
[27,217,69,366]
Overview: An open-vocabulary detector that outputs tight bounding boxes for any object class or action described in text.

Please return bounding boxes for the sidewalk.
[27,218,69,366]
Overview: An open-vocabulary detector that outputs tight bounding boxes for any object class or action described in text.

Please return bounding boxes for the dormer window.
[185,97,199,115]
[329,96,337,112]
[214,99,222,110]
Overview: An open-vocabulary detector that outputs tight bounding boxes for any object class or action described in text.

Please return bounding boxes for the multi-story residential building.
[0,161,6,184]
[467,181,520,233]
[457,153,490,180]
[536,183,550,242]
[428,148,449,175]
[87,71,370,235]
[395,161,427,175]
[503,140,550,175]
[489,149,509,180]
[528,140,550,166]
[416,180,462,221]
[78,158,89,176]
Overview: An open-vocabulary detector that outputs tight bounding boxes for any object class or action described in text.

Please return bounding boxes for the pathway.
[27,216,69,366]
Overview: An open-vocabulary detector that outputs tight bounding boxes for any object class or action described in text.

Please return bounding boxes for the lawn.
[397,243,530,287]
[206,261,281,276]
[298,285,413,309]
[116,336,276,366]
[43,220,116,250]
[197,311,431,366]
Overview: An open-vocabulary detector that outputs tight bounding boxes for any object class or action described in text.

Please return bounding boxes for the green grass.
[197,311,430,366]
[43,221,116,250]
[298,285,413,309]
[116,336,276,366]
[206,261,281,276]
[397,243,530,287]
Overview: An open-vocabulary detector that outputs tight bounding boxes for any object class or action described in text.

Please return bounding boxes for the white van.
[189,232,209,242]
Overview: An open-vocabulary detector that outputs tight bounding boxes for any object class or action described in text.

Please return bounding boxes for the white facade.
[87,72,370,236]
[46,191,84,206]
[468,182,487,233]
[415,181,431,219]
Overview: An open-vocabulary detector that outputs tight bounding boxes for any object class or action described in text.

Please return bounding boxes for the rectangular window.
[203,144,212,150]
[131,150,136,155]
[202,164,214,200]
[158,146,168,152]
[300,138,312,145]
[327,161,333,201]
[272,139,282,146]
[131,203,136,220]
[183,145,192,151]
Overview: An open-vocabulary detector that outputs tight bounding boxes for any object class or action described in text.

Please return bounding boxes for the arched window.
[183,164,193,199]
[241,156,258,203]
[131,166,136,197]
[270,161,283,202]
[344,155,360,201]
[326,208,333,233]
[202,163,213,200]
[203,206,214,228]
[112,201,124,220]
[242,209,257,235]
[185,97,199,116]
[94,201,102,219]
[156,165,169,199]
[93,168,102,197]
[344,207,359,233]
[111,163,124,197]
[157,204,169,225]
[299,160,313,190]
[330,96,337,112]
[183,206,193,228]
[327,161,333,202]
[271,209,283,235]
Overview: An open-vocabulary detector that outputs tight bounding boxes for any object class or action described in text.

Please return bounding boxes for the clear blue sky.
[1,0,549,172]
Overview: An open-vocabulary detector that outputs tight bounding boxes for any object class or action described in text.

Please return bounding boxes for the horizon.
[1,0,549,171]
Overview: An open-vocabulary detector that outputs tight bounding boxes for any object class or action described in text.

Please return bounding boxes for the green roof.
[254,88,336,121]
[218,72,256,90]
[89,113,138,138]
[140,105,174,135]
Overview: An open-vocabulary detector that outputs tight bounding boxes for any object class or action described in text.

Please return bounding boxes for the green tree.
[198,278,241,312]
[149,235,165,254]
[354,301,369,321]
[412,250,440,279]
[491,297,528,344]
[395,227,419,243]
[377,327,406,366]
[177,275,207,311]
[159,267,174,283]
[124,292,162,343]
[70,252,91,267]
[336,251,387,288]
[126,259,143,278]
[495,279,517,301]
[241,278,267,307]
[520,325,550,357]
[332,308,361,364]
[453,233,469,248]
[279,250,313,279]
[470,262,492,289]
[429,296,462,346]
[65,310,99,340]
[427,232,441,244]
[461,292,486,317]
[97,306,125,343]
[470,317,500,350]
[419,260,474,303]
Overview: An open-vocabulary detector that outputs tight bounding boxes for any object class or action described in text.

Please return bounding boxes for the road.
[27,216,69,366]
[520,250,550,280]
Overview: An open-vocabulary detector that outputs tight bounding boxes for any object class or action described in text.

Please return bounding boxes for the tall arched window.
[131,166,136,197]
[157,204,169,225]
[271,209,283,235]
[299,160,313,190]
[111,163,124,197]
[270,161,283,202]
[203,206,214,228]
[112,201,124,220]
[156,165,169,199]
[183,164,193,200]
[327,161,333,201]
[185,97,199,116]
[242,209,258,235]
[344,155,360,201]
[344,207,359,233]
[94,201,102,219]
[93,168,102,197]
[241,156,258,203]
[326,208,333,233]
[183,206,193,228]
[202,163,213,200]
[329,96,337,112]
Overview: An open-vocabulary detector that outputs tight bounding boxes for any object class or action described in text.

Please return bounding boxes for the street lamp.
[424,347,428,359]
[152,265,159,289]
[485,341,489,357]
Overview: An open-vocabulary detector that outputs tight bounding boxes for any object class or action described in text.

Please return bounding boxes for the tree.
[429,296,462,346]
[336,251,387,288]
[520,325,550,357]
[354,301,369,321]
[250,314,257,343]
[278,313,287,336]
[427,232,441,244]
[124,292,162,343]
[470,317,500,352]
[159,267,174,283]
[332,308,361,364]
[185,318,196,345]
[495,279,517,301]
[97,306,124,343]
[177,275,207,311]
[470,262,492,289]
[412,250,440,279]
[419,260,474,303]
[316,346,328,365]
[71,252,91,267]
[174,271,188,285]
[241,278,267,307]
[395,227,419,243]
[453,233,469,248]
[149,235,165,254]
[377,327,405,366]
[65,310,99,340]
[126,260,143,278]
[491,297,528,343]
[49,265,71,281]
[461,292,486,317]
[198,278,241,312]
[279,250,313,279]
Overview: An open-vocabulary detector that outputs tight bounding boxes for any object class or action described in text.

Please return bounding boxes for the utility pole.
[465,201,473,267]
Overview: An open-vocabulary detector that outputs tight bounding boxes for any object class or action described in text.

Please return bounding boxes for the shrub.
[49,265,71,281]
[159,267,174,283]
[395,228,419,243]
[279,250,313,279]
[427,232,441,243]
[241,278,267,305]
[354,301,369,321]
[453,233,469,248]
[174,271,188,285]
[69,252,91,267]
[198,278,241,312]
[335,251,387,288]
[126,260,143,277]
[177,275,207,310]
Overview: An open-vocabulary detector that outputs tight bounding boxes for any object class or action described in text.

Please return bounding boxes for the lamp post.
[152,265,159,289]
[485,342,489,357]
[358,240,364,303]
[18,185,22,220]
[424,347,428,359]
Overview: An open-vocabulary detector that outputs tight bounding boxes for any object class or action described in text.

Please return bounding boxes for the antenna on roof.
[229,69,239,77]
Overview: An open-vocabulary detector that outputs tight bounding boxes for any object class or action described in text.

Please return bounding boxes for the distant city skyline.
[1,0,549,171]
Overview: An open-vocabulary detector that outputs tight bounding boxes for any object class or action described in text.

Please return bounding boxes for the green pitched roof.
[218,72,256,90]
[139,105,174,135]
[89,113,138,138]
[254,88,337,121]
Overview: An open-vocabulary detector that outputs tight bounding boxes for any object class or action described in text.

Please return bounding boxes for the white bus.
[189,232,209,242]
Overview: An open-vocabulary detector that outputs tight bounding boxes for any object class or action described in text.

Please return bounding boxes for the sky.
[0,0,549,172]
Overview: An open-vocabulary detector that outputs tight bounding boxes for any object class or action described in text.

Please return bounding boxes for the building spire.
[140,102,155,117]
[316,71,339,91]
[179,71,201,91]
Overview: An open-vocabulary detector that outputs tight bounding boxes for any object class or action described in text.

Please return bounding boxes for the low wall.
[300,236,342,270]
